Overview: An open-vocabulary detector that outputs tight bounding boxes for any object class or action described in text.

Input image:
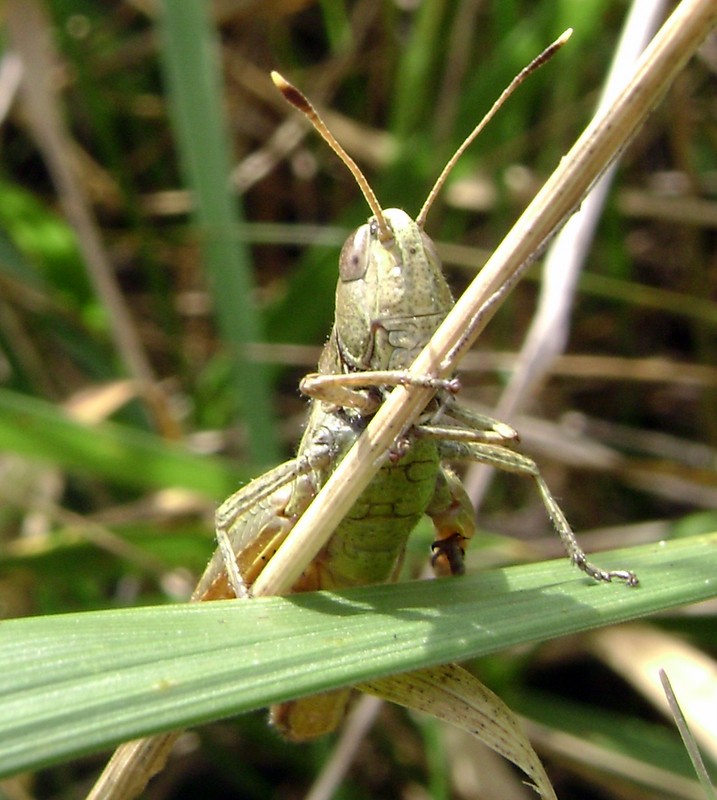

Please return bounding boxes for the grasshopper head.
[333,208,453,372]
[274,40,574,372]
[270,71,482,374]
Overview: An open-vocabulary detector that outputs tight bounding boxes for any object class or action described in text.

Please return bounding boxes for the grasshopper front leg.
[300,369,460,415]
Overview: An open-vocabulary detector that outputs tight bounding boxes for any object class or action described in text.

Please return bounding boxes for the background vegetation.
[1,1,716,798]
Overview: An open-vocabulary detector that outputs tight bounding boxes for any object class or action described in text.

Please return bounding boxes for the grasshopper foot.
[572,552,639,587]
[431,533,467,577]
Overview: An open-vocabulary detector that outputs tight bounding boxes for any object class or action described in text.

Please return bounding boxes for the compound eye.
[339,225,370,282]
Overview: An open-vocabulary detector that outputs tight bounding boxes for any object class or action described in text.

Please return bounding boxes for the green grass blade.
[516,690,714,795]
[0,387,243,497]
[318,0,351,52]
[156,0,278,465]
[0,534,715,777]
[659,669,717,797]
[389,0,449,141]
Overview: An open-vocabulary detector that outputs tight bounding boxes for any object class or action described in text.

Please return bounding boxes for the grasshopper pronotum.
[90,34,638,799]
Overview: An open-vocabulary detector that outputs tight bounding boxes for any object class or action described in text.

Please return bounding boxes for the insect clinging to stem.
[89,29,638,799]
[199,32,638,739]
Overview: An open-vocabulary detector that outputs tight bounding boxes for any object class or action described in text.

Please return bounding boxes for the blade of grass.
[156,0,278,465]
[318,0,351,53]
[0,534,716,778]
[0,387,242,497]
[520,692,710,797]
[660,669,717,798]
[389,0,449,141]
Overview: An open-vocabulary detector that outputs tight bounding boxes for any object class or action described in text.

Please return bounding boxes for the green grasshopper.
[198,68,637,740]
[90,43,637,797]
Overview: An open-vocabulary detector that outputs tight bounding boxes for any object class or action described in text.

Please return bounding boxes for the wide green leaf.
[1,533,715,777]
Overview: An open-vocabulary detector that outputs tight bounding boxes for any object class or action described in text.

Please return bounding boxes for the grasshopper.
[212,69,639,742]
[90,39,638,798]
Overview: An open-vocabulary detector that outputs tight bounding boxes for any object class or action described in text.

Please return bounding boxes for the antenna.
[271,72,393,242]
[416,28,573,228]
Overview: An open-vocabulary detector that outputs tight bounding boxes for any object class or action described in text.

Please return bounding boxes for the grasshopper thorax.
[334,209,453,372]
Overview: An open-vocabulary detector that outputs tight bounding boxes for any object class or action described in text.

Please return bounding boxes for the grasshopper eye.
[339,226,370,282]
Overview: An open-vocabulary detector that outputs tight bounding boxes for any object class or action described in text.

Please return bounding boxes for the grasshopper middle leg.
[437,437,638,586]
